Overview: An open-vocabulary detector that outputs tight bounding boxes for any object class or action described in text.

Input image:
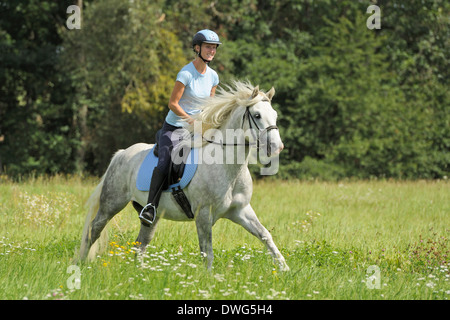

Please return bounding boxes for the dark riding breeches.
[156,121,182,176]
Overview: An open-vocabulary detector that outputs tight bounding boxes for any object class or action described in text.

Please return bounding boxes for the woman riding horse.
[139,30,222,226]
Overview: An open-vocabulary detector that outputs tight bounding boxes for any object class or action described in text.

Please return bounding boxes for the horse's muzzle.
[268,142,284,157]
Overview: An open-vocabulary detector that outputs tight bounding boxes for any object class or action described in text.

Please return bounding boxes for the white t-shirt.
[165,62,219,127]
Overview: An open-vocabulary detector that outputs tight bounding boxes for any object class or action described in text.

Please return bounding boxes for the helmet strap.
[197,46,211,65]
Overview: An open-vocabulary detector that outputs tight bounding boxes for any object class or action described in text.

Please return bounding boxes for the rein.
[202,106,279,148]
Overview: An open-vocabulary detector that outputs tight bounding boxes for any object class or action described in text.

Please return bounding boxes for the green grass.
[0,175,448,300]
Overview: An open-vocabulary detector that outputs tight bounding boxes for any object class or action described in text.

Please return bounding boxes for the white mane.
[191,80,273,133]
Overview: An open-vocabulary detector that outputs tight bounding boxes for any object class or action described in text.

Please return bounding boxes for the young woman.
[139,29,222,226]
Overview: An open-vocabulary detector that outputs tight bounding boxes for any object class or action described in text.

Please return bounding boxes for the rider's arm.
[168,81,193,124]
[210,85,217,97]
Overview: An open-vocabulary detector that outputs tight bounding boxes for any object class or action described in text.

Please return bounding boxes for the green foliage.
[0,0,79,176]
[0,0,448,179]
[59,0,188,174]
[216,0,450,179]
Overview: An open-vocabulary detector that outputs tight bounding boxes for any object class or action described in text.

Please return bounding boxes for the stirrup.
[139,203,157,225]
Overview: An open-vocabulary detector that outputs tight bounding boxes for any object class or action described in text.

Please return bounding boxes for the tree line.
[1,0,448,179]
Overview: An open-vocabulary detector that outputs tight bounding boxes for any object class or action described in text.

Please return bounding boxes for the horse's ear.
[251,86,259,99]
[267,87,275,101]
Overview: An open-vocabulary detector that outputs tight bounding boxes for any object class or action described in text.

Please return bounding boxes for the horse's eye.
[254,113,261,119]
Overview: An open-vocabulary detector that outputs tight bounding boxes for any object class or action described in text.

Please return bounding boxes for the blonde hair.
[191,80,271,133]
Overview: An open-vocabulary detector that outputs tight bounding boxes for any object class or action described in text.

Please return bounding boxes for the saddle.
[136,130,198,219]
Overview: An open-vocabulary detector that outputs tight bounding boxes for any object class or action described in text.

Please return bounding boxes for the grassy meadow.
[0,175,448,300]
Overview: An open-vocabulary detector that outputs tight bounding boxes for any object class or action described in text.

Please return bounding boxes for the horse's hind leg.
[82,182,131,260]
[79,148,145,262]
[80,207,123,261]
[88,196,130,255]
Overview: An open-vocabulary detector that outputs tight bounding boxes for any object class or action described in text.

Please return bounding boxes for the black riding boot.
[139,167,167,226]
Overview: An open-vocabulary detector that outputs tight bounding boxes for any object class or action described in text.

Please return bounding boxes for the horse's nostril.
[272,144,284,156]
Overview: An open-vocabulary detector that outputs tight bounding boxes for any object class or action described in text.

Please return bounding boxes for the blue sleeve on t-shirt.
[176,69,193,87]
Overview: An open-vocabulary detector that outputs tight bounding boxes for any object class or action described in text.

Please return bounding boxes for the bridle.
[242,105,279,149]
[202,103,279,150]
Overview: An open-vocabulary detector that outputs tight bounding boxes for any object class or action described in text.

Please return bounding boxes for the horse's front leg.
[195,208,214,270]
[135,215,160,253]
[227,204,289,271]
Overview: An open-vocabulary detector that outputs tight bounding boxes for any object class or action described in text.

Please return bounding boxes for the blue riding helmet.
[192,29,222,48]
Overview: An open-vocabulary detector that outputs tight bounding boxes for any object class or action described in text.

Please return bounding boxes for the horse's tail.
[76,173,108,262]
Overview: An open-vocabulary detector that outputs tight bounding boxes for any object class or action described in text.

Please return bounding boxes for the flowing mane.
[191,80,271,133]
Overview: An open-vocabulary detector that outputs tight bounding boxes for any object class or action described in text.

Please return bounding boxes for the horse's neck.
[197,117,250,177]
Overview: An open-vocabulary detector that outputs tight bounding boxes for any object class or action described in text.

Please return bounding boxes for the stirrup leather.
[139,203,157,225]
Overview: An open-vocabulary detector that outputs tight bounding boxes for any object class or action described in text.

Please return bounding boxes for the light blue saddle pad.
[136,146,199,192]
